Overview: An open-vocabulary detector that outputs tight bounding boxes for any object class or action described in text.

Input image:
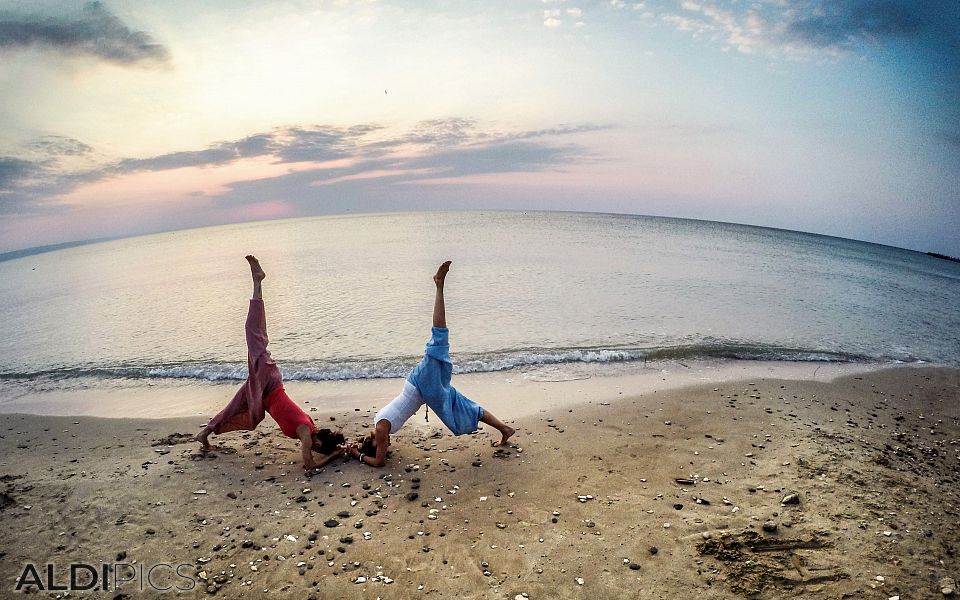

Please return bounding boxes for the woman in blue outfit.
[345,261,515,467]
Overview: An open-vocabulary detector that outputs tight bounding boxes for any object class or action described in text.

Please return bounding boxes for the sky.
[0,0,958,254]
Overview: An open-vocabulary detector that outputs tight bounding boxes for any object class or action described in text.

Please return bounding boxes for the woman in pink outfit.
[194,256,344,475]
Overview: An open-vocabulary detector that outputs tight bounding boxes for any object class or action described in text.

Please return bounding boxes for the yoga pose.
[345,261,514,467]
[194,256,344,475]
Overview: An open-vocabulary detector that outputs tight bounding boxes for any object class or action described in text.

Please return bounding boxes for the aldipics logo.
[14,562,196,593]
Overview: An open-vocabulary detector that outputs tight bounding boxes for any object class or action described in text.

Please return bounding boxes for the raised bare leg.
[432,260,451,328]
[195,255,268,449]
[480,411,515,446]
[246,254,266,300]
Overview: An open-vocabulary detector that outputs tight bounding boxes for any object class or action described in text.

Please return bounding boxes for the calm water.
[1,212,958,395]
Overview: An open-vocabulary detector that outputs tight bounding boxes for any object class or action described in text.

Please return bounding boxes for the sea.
[1,211,958,405]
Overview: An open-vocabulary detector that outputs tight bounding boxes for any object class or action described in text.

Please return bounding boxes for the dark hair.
[313,428,345,455]
[359,432,377,457]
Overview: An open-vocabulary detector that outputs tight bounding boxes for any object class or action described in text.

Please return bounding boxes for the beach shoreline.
[0,358,908,420]
[1,364,957,598]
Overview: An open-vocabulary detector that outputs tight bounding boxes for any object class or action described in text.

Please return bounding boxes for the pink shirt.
[264,386,316,439]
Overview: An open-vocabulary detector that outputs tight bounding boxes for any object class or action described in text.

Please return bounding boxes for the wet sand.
[1,364,957,599]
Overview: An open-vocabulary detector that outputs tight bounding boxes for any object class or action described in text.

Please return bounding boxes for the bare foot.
[193,427,211,451]
[493,425,515,447]
[245,255,266,281]
[434,260,451,286]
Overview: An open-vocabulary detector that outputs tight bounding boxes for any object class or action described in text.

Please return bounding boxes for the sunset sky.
[1,0,958,254]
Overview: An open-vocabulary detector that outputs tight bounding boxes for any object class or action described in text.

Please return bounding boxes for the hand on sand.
[433,260,451,286]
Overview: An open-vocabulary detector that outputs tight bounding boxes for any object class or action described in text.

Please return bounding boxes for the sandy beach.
[1,363,958,599]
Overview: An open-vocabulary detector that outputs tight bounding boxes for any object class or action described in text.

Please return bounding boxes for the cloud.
[275,125,382,162]
[0,157,38,190]
[654,0,958,60]
[0,1,169,65]
[26,135,93,157]
[0,156,65,215]
[112,146,243,174]
[400,139,587,177]
[0,135,98,213]
[396,118,478,147]
[784,1,926,49]
[0,119,608,215]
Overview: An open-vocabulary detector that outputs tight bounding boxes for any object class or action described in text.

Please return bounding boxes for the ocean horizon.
[1,211,958,403]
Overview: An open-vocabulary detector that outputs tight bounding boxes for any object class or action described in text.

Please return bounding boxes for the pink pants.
[206,299,283,434]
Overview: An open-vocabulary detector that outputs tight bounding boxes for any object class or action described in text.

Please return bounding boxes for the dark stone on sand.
[145,528,156,535]
[629,562,641,570]
[675,478,696,486]
[472,460,482,467]
[337,510,350,518]
[362,483,371,490]
[552,517,558,523]
[411,483,420,490]
[241,540,254,549]
[245,525,254,532]
[762,522,778,533]
[116,551,127,561]
[308,533,317,541]
[336,546,346,553]
[673,503,683,510]
[226,492,237,500]
[649,546,658,555]
[406,492,419,502]
[412,477,420,483]
[324,519,340,528]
